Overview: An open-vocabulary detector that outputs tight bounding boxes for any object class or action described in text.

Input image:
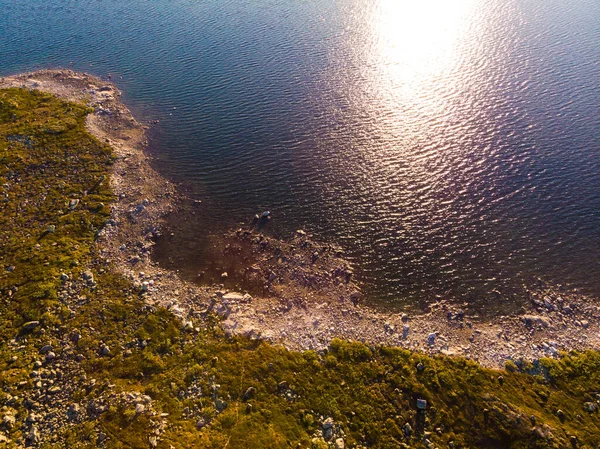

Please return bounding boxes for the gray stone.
[23,321,40,330]
[222,292,244,302]
[39,345,53,354]
[427,333,436,346]
[135,403,145,414]
[243,387,256,401]
[521,315,551,328]
[335,438,345,449]
[195,417,207,429]
[583,402,598,413]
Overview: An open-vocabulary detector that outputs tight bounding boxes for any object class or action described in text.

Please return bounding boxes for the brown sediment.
[2,69,599,369]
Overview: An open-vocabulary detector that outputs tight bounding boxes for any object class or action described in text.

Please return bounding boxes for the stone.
[46,225,56,233]
[403,422,412,437]
[335,438,345,449]
[243,387,256,401]
[67,404,80,422]
[96,432,107,444]
[427,333,436,346]
[402,325,410,339]
[27,426,40,445]
[195,418,207,429]
[417,399,427,410]
[23,321,40,330]
[583,402,598,413]
[521,315,551,328]
[100,344,110,356]
[2,414,16,429]
[45,351,56,362]
[39,345,53,354]
[222,292,245,302]
[82,271,94,283]
[135,403,145,414]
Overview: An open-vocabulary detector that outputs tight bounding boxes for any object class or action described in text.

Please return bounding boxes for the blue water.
[1,0,599,309]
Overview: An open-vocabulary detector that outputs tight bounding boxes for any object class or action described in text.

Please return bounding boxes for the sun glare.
[371,0,478,86]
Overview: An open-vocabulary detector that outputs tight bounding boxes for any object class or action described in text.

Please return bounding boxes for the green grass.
[1,88,599,448]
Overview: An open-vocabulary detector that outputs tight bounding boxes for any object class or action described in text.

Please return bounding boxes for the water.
[1,0,599,310]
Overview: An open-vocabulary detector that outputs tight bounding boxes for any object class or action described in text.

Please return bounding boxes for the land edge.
[1,69,598,369]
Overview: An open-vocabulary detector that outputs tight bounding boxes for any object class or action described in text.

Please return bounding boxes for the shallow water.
[1,0,599,308]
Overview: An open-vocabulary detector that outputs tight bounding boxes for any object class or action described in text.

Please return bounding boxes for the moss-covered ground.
[1,88,599,448]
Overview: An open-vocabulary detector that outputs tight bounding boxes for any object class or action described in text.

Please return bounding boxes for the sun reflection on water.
[370,0,478,86]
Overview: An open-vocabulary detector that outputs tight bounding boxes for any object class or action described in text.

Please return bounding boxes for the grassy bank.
[1,88,599,448]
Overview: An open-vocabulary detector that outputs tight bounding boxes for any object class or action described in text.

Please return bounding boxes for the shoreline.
[2,69,599,369]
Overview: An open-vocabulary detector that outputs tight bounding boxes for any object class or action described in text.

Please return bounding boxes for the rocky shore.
[2,69,599,370]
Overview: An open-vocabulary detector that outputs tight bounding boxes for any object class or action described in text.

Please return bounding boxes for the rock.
[68,198,79,210]
[135,403,145,414]
[403,422,412,437]
[46,225,56,233]
[322,417,335,440]
[583,402,598,413]
[67,404,80,422]
[222,292,245,302]
[427,333,436,346]
[521,315,551,328]
[243,387,256,401]
[195,417,207,429]
[96,432,107,445]
[48,385,61,394]
[82,270,94,283]
[417,399,427,410]
[335,438,345,449]
[45,351,56,362]
[60,272,70,281]
[2,414,16,429]
[39,344,53,354]
[402,325,410,339]
[416,362,425,372]
[100,344,110,356]
[23,321,40,330]
[221,272,228,279]
[581,320,589,329]
[27,426,40,445]
[349,292,360,306]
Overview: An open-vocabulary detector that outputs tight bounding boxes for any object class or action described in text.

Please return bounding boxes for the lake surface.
[2,0,599,310]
